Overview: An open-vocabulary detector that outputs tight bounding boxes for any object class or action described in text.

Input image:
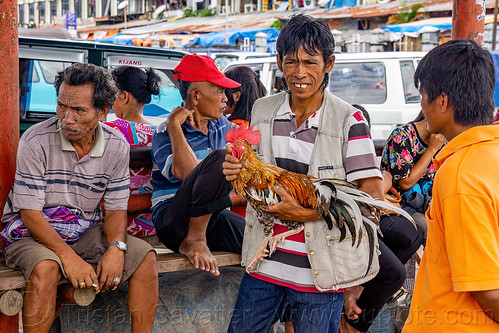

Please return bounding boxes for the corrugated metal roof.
[78,0,498,36]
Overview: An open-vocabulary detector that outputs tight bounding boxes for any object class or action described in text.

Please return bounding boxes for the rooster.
[226,125,415,272]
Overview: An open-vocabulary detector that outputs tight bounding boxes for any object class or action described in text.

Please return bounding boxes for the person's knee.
[211,148,227,160]
[201,149,226,168]
[134,251,158,280]
[378,260,406,287]
[28,260,61,288]
[391,262,406,286]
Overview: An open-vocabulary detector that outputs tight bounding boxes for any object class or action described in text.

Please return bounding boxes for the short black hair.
[54,63,117,110]
[224,66,267,123]
[112,66,161,104]
[276,14,335,91]
[178,80,192,102]
[414,39,495,126]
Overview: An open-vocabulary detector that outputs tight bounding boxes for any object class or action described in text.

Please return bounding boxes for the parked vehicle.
[19,36,187,130]
[211,51,274,70]
[224,52,427,141]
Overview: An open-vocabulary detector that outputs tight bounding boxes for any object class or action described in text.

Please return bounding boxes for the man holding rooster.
[223,14,406,333]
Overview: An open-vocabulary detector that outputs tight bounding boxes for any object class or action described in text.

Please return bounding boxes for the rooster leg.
[269,225,305,254]
[247,235,273,271]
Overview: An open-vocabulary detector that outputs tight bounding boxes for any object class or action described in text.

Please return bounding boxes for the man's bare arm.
[167,106,198,181]
[20,209,97,289]
[472,289,499,323]
[357,176,384,200]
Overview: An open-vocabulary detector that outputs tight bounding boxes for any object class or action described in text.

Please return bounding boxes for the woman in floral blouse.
[381,111,446,199]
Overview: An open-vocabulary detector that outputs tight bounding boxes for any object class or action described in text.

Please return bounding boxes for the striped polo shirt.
[251,94,381,292]
[1,117,130,225]
[150,117,232,220]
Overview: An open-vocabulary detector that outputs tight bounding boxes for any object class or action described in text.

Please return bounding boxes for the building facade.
[17,0,164,26]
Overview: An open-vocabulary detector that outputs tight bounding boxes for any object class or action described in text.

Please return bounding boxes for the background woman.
[224,65,267,129]
[104,66,161,238]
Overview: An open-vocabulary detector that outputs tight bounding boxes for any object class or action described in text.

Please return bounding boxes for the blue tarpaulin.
[188,28,280,46]
[490,51,499,107]
[383,23,452,33]
[94,33,139,45]
[334,0,356,8]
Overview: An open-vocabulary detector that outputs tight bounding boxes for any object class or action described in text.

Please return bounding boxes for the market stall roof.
[71,0,497,39]
[121,11,285,35]
[188,27,279,46]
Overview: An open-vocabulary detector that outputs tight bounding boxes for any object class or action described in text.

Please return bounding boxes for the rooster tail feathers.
[348,195,416,229]
[362,219,376,277]
[336,203,357,247]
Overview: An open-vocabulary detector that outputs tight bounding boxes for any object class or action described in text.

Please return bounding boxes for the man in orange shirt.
[403,39,499,332]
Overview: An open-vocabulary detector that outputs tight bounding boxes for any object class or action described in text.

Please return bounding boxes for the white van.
[224,52,426,142]
[211,51,275,70]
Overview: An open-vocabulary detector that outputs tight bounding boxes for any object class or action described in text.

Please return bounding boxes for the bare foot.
[344,285,363,320]
[339,313,359,333]
[179,239,220,276]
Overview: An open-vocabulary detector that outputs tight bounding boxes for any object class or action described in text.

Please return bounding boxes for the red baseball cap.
[173,54,241,89]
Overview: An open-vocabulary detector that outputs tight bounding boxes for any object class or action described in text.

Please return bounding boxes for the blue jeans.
[227,273,344,333]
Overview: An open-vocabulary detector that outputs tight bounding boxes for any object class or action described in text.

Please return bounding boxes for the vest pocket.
[317,165,346,181]
[325,223,380,285]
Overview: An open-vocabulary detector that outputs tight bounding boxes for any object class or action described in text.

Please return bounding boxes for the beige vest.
[242,91,380,291]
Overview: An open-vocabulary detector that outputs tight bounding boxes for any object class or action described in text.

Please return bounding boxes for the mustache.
[55,125,81,134]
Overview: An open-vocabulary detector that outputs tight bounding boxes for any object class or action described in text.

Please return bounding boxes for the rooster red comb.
[226,125,261,145]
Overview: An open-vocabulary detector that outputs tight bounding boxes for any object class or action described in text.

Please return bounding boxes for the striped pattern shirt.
[1,117,130,241]
[251,95,381,292]
[151,117,232,221]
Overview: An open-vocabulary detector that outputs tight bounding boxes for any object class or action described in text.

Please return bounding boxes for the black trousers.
[346,214,424,332]
[154,149,245,254]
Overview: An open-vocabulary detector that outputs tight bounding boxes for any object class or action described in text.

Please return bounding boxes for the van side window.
[19,59,72,121]
[329,62,387,104]
[400,60,421,103]
[39,61,69,84]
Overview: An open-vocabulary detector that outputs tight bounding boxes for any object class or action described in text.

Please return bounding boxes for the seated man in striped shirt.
[223,14,404,333]
[151,54,245,276]
[1,63,158,333]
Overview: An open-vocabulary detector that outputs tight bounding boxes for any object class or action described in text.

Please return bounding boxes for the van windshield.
[329,62,387,104]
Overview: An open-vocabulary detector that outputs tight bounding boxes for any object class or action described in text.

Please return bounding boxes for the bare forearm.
[397,149,436,191]
[167,122,198,181]
[20,209,74,259]
[382,171,393,194]
[472,289,499,323]
[358,177,384,200]
[102,210,127,244]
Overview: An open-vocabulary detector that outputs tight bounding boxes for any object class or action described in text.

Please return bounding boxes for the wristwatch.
[108,241,127,253]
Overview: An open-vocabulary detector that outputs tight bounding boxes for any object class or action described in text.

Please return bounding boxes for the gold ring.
[79,281,87,289]
[112,277,120,285]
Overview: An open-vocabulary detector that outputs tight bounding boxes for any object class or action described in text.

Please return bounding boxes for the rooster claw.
[247,254,267,271]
